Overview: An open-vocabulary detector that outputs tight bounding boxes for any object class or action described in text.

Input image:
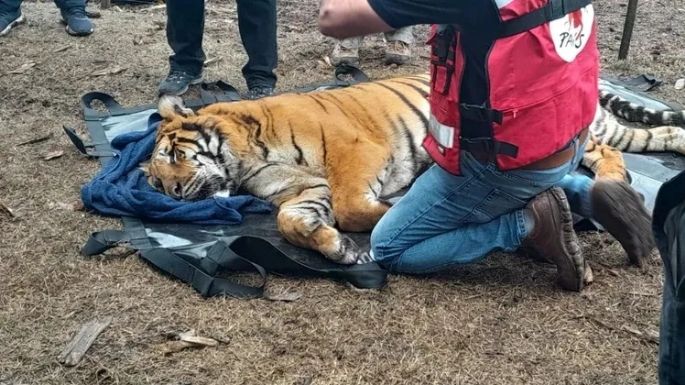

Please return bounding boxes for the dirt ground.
[1,0,684,384]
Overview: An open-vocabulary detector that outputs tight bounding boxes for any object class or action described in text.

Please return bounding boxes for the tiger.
[142,73,685,265]
[583,90,685,180]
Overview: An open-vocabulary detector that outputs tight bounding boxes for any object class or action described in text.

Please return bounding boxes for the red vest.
[424,0,599,175]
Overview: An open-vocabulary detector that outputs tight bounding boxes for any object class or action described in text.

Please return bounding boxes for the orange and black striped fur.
[144,75,433,264]
[143,73,684,264]
[583,90,685,180]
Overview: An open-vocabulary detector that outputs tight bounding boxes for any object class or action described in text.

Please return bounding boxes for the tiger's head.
[141,96,239,200]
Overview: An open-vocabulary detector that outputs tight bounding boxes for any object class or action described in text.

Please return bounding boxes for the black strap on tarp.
[81,229,387,297]
[499,0,593,38]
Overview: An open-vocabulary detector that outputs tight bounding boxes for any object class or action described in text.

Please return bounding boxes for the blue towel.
[81,113,274,224]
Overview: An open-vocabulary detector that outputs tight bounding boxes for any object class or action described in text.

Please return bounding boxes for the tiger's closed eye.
[174,148,186,160]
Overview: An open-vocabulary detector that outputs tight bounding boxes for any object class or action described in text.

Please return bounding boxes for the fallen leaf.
[675,78,685,90]
[8,61,36,74]
[50,200,85,211]
[161,340,196,355]
[203,56,223,67]
[644,328,660,343]
[58,317,112,366]
[323,55,332,67]
[622,325,659,344]
[264,290,302,302]
[179,330,219,346]
[43,150,64,161]
[86,10,102,18]
[90,66,127,77]
[52,45,71,53]
[622,325,642,336]
[16,133,53,146]
[0,200,16,219]
[161,329,220,355]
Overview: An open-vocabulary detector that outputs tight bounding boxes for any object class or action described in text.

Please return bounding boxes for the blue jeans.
[370,136,593,273]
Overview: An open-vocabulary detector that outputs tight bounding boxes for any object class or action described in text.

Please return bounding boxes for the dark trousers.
[0,0,85,12]
[166,0,278,89]
[653,170,685,385]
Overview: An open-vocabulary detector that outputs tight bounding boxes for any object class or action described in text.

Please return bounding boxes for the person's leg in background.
[158,0,205,96]
[652,170,685,385]
[0,0,25,36]
[330,36,363,66]
[236,0,278,100]
[54,0,93,36]
[384,26,413,65]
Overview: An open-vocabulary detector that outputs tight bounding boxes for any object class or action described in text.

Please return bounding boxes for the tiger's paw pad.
[331,235,365,265]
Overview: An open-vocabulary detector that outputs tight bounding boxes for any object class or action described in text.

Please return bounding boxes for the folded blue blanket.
[81,113,273,224]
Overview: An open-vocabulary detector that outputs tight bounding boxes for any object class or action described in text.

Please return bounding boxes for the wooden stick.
[58,317,112,366]
[618,0,639,60]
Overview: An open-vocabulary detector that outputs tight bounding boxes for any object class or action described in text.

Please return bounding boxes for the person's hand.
[318,0,393,38]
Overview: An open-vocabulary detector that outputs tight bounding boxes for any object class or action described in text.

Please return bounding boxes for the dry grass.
[1,0,683,384]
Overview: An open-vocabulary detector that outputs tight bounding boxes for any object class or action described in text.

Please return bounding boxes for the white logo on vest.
[549,4,594,62]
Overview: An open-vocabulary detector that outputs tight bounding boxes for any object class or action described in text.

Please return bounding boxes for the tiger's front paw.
[329,235,366,265]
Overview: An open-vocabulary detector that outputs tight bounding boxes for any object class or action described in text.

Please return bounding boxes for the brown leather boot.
[522,187,593,291]
[591,179,655,267]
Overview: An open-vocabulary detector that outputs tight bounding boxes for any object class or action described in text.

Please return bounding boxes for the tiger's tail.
[599,90,685,126]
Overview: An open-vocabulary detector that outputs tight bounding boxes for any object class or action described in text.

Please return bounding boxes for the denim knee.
[370,223,403,270]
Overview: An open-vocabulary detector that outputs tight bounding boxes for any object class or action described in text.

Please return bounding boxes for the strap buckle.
[459,103,503,125]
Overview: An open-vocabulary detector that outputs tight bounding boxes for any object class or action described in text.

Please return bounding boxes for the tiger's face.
[142,96,237,200]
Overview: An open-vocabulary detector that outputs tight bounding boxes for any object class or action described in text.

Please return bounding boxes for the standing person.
[159,0,278,100]
[0,0,93,37]
[318,0,654,291]
[652,170,685,385]
[331,26,414,66]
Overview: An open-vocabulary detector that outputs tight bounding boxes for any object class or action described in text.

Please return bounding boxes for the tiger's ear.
[158,95,195,120]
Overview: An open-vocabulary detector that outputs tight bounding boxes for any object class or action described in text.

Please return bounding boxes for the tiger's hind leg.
[241,163,367,264]
[581,139,628,181]
[326,143,395,233]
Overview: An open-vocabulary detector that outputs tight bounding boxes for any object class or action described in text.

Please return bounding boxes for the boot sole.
[548,187,590,291]
[591,180,655,266]
[0,13,25,36]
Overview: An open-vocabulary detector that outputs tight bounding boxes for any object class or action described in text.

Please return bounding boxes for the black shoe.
[158,70,203,96]
[244,86,274,100]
